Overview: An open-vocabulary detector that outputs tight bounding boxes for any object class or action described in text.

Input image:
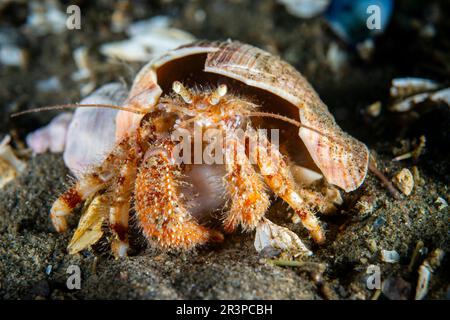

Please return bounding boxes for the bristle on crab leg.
[223,131,270,232]
[109,148,138,257]
[297,188,339,215]
[51,174,107,232]
[249,130,325,244]
[135,139,223,249]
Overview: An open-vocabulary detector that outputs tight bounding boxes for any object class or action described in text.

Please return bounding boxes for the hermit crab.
[30,40,369,257]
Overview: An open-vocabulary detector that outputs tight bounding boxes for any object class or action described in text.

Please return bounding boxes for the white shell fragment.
[278,0,330,18]
[254,218,312,256]
[390,78,439,99]
[64,83,128,178]
[430,87,450,105]
[392,168,414,196]
[381,249,400,263]
[0,135,26,189]
[389,77,449,112]
[435,197,448,211]
[100,16,196,62]
[390,92,430,112]
[26,112,73,154]
[415,249,444,300]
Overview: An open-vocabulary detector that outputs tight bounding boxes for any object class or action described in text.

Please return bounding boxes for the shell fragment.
[390,78,439,99]
[392,168,414,196]
[254,218,312,256]
[415,249,444,300]
[381,249,400,263]
[100,16,196,62]
[0,135,26,189]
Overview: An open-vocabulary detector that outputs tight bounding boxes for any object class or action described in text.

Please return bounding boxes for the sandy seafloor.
[0,0,449,299]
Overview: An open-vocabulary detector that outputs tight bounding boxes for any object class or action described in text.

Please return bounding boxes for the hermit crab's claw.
[172,81,193,103]
[67,195,107,255]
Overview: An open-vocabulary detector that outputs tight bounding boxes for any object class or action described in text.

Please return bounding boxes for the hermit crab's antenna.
[245,111,340,143]
[248,111,399,198]
[172,81,193,104]
[10,103,146,118]
[246,111,302,128]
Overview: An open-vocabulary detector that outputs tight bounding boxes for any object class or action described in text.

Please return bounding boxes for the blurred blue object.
[325,0,394,43]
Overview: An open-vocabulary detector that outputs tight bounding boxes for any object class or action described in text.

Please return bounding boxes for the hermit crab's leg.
[135,140,223,249]
[222,130,270,233]
[249,129,325,244]
[108,145,139,257]
[50,138,130,232]
[296,188,338,215]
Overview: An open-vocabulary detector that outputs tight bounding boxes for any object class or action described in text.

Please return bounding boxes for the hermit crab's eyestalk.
[209,84,228,105]
[172,81,193,104]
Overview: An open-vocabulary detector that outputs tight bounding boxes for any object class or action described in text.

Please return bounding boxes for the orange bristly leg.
[250,130,325,244]
[223,132,269,233]
[297,188,337,215]
[135,141,223,250]
[109,145,139,258]
[50,137,130,232]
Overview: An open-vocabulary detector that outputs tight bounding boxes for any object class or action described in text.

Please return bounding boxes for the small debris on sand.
[380,249,400,263]
[0,135,26,189]
[392,168,414,196]
[435,197,448,211]
[366,101,382,117]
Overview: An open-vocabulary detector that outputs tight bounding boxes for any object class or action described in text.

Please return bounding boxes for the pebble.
[36,76,62,93]
[366,101,382,117]
[45,265,52,275]
[435,197,448,211]
[367,239,377,253]
[380,249,400,263]
[372,216,386,230]
[0,27,28,68]
[392,168,414,196]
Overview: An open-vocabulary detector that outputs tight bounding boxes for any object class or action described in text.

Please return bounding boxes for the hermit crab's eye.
[172,81,193,104]
[209,84,228,105]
